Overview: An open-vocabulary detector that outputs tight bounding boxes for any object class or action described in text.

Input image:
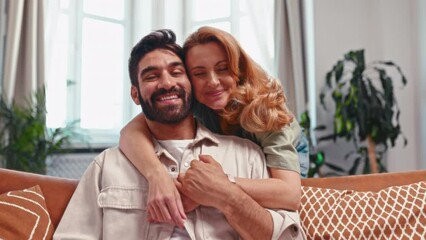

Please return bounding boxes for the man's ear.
[131,86,141,105]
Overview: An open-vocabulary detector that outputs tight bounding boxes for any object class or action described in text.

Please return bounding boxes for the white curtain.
[243,0,275,74]
[1,0,45,107]
[0,0,7,88]
[274,0,307,118]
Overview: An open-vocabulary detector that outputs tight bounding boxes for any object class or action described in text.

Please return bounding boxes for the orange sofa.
[1,167,425,239]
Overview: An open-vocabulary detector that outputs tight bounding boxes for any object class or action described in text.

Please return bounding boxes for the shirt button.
[184,162,189,167]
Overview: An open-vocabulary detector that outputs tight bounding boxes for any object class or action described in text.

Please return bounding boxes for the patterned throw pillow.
[300,181,426,239]
[0,185,54,240]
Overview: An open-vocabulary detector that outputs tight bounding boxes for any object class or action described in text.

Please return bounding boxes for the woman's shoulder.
[215,132,263,152]
[252,119,302,147]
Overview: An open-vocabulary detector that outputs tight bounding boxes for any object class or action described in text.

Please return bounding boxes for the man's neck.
[146,114,196,140]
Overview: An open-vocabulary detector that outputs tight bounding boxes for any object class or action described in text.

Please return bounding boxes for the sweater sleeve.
[254,120,302,173]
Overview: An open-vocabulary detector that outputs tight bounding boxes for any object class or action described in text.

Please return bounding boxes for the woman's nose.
[207,73,220,87]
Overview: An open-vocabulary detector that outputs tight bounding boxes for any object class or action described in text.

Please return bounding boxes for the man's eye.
[172,70,184,76]
[144,75,157,81]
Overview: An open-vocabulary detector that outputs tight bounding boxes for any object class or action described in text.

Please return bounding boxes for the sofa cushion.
[0,185,54,240]
[300,181,426,239]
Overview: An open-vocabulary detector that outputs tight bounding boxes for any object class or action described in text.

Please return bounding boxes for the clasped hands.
[147,155,234,228]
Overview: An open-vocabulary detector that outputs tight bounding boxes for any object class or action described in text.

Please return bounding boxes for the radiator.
[46,152,100,179]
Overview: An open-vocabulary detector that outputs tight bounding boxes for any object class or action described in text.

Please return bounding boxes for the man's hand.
[146,171,186,228]
[175,179,200,213]
[177,155,235,208]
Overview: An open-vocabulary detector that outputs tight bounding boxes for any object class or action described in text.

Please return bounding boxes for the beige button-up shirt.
[54,124,304,240]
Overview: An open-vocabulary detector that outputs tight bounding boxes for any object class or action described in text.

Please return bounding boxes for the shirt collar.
[152,120,219,156]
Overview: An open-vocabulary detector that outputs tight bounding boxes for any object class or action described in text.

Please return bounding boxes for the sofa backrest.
[301,169,426,191]
[1,167,426,230]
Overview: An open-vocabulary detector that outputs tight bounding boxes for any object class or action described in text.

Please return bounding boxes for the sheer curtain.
[242,0,275,74]
[274,0,307,118]
[1,0,45,107]
[0,0,6,89]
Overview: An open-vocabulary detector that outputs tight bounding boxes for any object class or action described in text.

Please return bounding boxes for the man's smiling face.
[131,49,192,124]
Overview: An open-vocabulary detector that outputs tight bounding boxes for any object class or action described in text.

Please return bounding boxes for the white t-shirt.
[157,139,193,240]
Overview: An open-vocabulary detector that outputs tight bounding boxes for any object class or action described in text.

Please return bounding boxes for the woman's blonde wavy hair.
[183,26,294,133]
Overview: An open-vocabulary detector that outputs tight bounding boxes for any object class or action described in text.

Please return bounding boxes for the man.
[54,29,305,240]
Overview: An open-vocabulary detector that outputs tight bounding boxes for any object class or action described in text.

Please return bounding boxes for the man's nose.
[158,74,175,89]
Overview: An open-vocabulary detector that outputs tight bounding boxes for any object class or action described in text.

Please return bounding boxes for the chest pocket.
[97,186,175,240]
[97,186,147,210]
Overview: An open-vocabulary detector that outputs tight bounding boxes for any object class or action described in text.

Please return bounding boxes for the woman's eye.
[192,72,205,77]
[217,66,229,72]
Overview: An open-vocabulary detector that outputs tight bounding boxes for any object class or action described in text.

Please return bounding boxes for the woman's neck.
[219,116,240,135]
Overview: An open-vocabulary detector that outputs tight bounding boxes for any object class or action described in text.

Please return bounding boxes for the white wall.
[419,0,426,170]
[312,0,423,173]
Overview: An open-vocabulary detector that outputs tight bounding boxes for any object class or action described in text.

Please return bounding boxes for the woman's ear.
[131,86,141,105]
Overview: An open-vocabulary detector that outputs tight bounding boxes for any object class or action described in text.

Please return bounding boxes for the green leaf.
[326,71,333,88]
[324,162,346,173]
[334,115,344,134]
[335,60,344,82]
[349,157,361,175]
[317,134,337,143]
[362,157,371,174]
[314,125,327,131]
[344,151,355,160]
[319,92,327,110]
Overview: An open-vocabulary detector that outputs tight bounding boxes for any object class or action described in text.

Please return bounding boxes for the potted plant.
[0,88,84,174]
[319,49,407,174]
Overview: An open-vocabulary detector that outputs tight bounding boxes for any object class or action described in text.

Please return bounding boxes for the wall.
[419,0,426,169]
[312,0,423,173]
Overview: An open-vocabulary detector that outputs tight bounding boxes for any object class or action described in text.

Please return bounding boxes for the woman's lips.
[205,90,224,98]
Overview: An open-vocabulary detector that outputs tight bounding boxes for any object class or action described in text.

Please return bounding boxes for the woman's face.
[185,42,237,111]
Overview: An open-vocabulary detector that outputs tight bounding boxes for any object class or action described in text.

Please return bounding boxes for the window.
[46,0,131,146]
[46,0,274,147]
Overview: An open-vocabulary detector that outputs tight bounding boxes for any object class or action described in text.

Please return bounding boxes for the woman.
[120,26,307,227]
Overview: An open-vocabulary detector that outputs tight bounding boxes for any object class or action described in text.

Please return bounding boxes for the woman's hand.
[147,171,186,228]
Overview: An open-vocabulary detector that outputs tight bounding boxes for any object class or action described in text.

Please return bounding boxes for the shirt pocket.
[97,186,147,209]
[97,186,151,240]
[98,186,148,210]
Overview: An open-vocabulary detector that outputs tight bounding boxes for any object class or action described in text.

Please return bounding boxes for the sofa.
[0,167,425,239]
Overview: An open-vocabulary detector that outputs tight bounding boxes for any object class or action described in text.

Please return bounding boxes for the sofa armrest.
[0,168,78,228]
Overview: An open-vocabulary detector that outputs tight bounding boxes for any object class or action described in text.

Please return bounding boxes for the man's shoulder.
[91,146,149,187]
[93,146,131,167]
[94,146,123,160]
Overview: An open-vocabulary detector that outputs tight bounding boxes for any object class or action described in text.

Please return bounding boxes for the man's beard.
[138,87,192,124]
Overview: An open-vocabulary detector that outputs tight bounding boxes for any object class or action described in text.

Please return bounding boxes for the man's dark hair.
[128,29,184,86]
